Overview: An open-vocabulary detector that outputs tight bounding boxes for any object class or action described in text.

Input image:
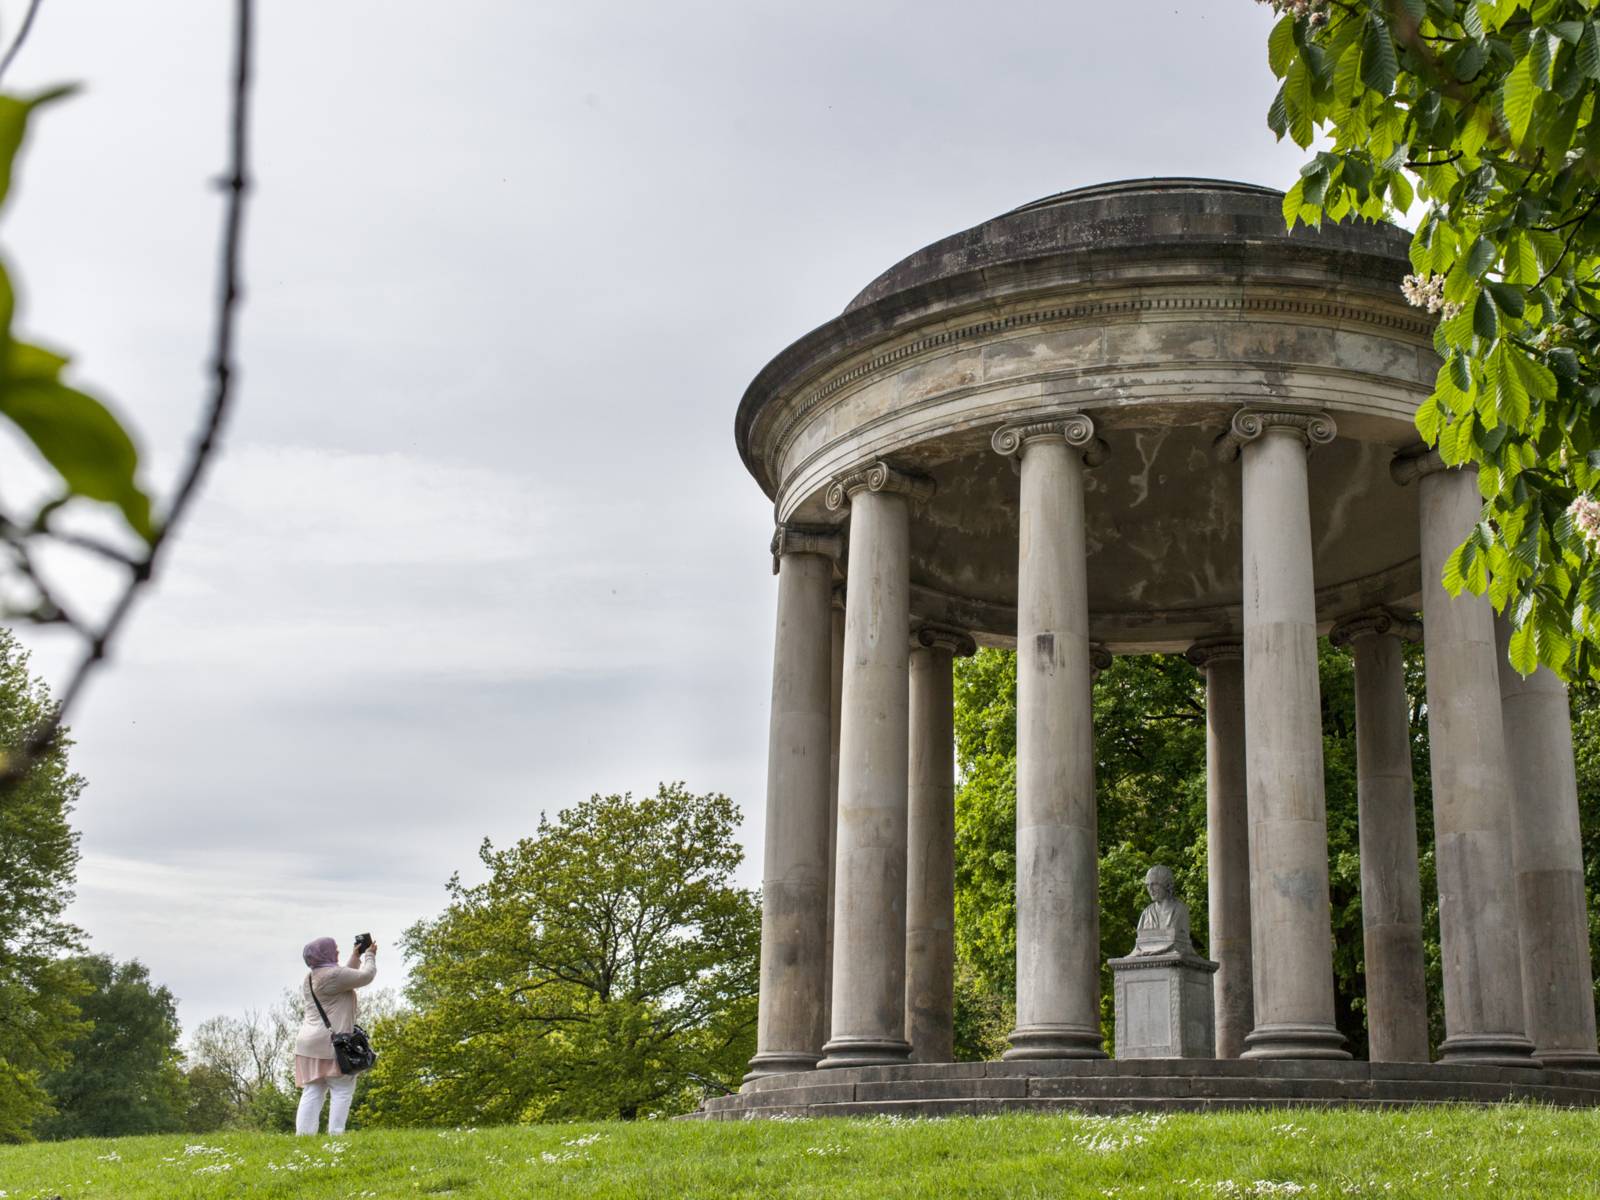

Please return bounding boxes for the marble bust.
[1132,865,1194,956]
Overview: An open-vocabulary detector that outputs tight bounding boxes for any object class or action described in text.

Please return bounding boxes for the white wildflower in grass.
[95,1150,122,1162]
[804,1143,847,1157]
[562,1132,606,1148]
[1270,1122,1310,1139]
[192,1163,234,1176]
[536,1150,588,1165]
[1570,495,1600,548]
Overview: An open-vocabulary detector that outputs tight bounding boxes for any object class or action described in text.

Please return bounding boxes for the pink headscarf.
[302,937,338,968]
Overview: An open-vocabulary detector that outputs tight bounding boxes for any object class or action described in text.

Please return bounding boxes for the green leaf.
[1268,14,1298,77]
[1581,23,1600,80]
[1503,53,1539,145]
[1508,344,1557,401]
[1553,21,1586,46]
[1361,18,1399,95]
[1474,290,1500,338]
[0,374,154,541]
[1442,539,1475,594]
[0,86,77,214]
[1508,617,1538,674]
[1282,177,1307,229]
[1268,85,1289,140]
[1416,393,1445,443]
[1388,171,1414,212]
[1484,279,1526,316]
[1466,236,1497,277]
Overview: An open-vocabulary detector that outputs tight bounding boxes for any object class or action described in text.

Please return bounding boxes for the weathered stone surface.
[691,1060,1600,1119]
[1110,953,1219,1059]
[737,180,1431,652]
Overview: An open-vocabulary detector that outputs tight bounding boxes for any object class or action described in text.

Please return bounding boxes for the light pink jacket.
[294,948,376,1059]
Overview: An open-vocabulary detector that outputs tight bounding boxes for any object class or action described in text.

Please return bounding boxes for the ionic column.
[822,585,845,1045]
[818,461,934,1069]
[1494,614,1600,1069]
[905,624,975,1064]
[1393,447,1535,1066]
[993,415,1106,1060]
[1330,609,1430,1063]
[1218,409,1348,1059]
[1185,636,1254,1060]
[745,525,843,1084]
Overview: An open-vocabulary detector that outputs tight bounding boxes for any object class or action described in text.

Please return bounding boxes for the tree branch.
[0,0,254,792]
[0,0,43,86]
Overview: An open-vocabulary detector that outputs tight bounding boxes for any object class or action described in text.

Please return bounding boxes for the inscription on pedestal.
[1109,866,1219,1059]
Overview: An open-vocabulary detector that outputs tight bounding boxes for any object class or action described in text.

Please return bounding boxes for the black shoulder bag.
[307,972,378,1074]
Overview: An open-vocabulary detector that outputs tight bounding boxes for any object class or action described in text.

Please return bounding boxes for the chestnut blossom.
[1401,273,1460,319]
[1257,0,1329,24]
[1570,496,1600,549]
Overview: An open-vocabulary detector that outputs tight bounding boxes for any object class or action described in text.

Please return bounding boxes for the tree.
[182,1000,299,1132]
[1260,0,1600,680]
[37,955,188,1139]
[0,628,88,1142]
[362,784,759,1126]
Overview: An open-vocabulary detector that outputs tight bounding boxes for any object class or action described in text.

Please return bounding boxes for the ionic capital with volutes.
[1185,636,1243,669]
[824,460,936,512]
[1329,608,1423,648]
[1389,444,1450,486]
[991,413,1107,467]
[1214,409,1336,463]
[1090,642,1113,676]
[911,624,977,658]
[770,524,843,574]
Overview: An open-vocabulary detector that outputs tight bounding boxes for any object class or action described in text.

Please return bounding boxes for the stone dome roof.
[842,177,1413,315]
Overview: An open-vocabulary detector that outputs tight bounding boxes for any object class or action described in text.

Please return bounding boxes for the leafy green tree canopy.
[363,784,759,1126]
[37,955,188,1140]
[1262,0,1600,678]
[0,628,87,1142]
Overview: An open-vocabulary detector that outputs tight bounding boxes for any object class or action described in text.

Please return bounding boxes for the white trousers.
[295,1073,358,1135]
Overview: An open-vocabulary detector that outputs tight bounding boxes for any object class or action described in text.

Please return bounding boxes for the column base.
[1438,1033,1539,1069]
[817,1037,910,1069]
[1003,1023,1108,1060]
[1533,1048,1600,1071]
[741,1051,821,1088]
[1241,1022,1351,1060]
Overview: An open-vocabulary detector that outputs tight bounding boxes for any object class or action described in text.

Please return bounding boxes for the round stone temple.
[714,179,1600,1118]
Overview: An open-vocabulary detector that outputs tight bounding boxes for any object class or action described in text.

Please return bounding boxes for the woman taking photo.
[293,934,377,1135]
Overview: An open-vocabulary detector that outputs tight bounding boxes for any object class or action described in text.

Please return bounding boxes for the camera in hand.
[354,932,373,953]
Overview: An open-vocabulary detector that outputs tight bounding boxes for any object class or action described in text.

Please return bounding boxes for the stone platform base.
[687,1059,1600,1120]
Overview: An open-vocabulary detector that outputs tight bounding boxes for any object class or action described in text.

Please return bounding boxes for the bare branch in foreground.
[0,0,255,791]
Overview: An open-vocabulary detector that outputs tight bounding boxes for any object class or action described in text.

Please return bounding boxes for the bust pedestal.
[1109,949,1219,1058]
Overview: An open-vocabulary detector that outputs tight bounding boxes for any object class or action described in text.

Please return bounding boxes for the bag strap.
[307,971,335,1030]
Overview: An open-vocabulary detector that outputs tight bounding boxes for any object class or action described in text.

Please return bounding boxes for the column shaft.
[906,634,962,1063]
[1190,642,1253,1059]
[1346,625,1430,1062]
[745,543,837,1083]
[1416,463,1535,1065]
[1001,426,1105,1059]
[822,596,845,1045]
[1236,416,1348,1059]
[821,484,916,1068]
[1495,615,1600,1069]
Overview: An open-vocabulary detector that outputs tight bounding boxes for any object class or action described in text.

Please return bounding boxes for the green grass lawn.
[1,1105,1597,1199]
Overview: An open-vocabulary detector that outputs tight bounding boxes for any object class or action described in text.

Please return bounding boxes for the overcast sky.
[4,0,1309,1032]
